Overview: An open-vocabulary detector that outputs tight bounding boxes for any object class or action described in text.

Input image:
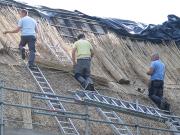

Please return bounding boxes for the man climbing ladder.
[72,34,95,91]
[3,9,38,68]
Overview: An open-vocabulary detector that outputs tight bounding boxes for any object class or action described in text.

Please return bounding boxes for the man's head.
[151,52,160,61]
[19,9,28,18]
[77,34,85,40]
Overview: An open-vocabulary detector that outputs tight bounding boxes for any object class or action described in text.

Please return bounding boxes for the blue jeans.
[19,36,36,65]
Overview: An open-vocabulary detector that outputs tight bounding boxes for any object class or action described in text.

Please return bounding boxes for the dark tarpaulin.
[1,0,180,45]
[75,10,180,45]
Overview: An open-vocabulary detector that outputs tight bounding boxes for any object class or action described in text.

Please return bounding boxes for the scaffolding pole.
[136,99,140,135]
[0,81,4,135]
[85,105,90,135]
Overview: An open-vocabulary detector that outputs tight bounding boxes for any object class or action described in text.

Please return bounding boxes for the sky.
[18,0,180,24]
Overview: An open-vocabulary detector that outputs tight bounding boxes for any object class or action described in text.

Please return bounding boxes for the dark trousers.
[19,36,36,65]
[148,80,164,107]
[74,58,93,87]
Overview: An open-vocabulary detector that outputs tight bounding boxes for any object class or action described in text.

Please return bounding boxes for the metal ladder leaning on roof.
[28,65,79,135]
[74,90,180,135]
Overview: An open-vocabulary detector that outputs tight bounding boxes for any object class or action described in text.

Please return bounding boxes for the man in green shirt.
[72,34,95,91]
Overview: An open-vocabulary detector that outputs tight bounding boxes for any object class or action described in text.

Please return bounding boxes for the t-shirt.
[73,39,93,59]
[18,16,37,36]
[150,60,165,80]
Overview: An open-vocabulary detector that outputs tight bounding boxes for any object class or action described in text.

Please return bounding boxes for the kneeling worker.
[72,34,95,91]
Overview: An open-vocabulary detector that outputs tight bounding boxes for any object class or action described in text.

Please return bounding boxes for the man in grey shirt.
[3,9,38,68]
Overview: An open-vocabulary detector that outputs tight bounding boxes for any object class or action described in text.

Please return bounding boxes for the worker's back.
[18,16,37,36]
[74,39,93,59]
[151,60,165,81]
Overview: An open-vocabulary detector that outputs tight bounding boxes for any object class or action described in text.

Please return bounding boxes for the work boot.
[28,64,37,69]
[159,98,170,111]
[89,84,95,91]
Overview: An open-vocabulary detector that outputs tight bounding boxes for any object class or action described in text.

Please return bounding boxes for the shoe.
[164,102,170,112]
[21,48,25,60]
[85,83,95,91]
[89,84,95,91]
[160,98,170,111]
[28,64,37,69]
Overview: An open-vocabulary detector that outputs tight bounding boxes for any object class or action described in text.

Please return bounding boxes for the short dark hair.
[77,34,85,40]
[21,9,28,15]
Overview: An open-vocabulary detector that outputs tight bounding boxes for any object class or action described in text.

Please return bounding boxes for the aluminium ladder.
[28,65,79,135]
[98,108,133,135]
[74,90,180,135]
[79,87,133,135]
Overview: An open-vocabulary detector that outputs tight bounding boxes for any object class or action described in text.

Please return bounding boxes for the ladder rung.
[41,86,51,89]
[51,102,60,105]
[84,93,93,100]
[154,109,161,117]
[35,77,44,80]
[120,101,127,108]
[30,67,38,71]
[103,111,113,115]
[34,73,42,77]
[146,107,154,115]
[107,116,118,120]
[129,104,136,110]
[39,81,47,84]
[176,126,180,129]
[138,106,145,113]
[64,133,78,135]
[32,71,40,74]
[63,127,74,130]
[172,121,179,125]
[60,121,71,124]
[117,128,127,131]
[43,89,52,93]
[102,97,109,104]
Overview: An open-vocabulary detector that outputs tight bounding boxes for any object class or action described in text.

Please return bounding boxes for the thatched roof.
[0,1,180,135]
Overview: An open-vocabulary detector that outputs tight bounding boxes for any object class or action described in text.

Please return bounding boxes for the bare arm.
[90,49,94,58]
[147,67,154,75]
[3,26,21,34]
[72,48,77,65]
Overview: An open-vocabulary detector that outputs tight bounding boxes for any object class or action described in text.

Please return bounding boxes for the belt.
[77,57,91,60]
